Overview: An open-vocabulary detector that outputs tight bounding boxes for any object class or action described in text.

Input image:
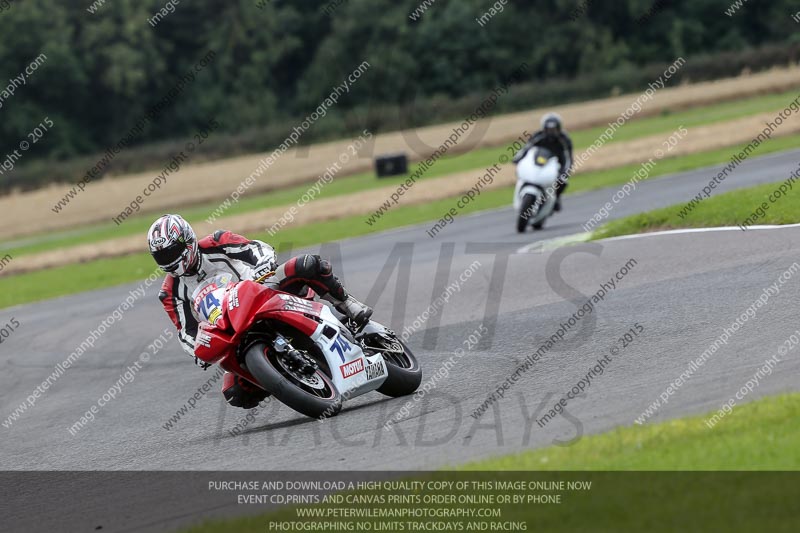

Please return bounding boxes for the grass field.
[591,177,800,241]
[568,131,800,195]
[460,393,800,470]
[3,89,798,260]
[0,188,510,309]
[179,393,800,533]
[3,133,800,309]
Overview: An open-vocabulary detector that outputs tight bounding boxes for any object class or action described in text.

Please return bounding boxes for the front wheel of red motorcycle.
[244,343,342,420]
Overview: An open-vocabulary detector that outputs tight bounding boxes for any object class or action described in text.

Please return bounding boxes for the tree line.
[0,0,797,190]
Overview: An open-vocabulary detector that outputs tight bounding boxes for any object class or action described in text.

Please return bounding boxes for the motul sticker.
[340,358,364,379]
[193,283,218,310]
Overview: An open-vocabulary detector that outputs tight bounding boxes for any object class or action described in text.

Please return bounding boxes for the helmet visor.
[544,120,559,136]
[152,241,186,269]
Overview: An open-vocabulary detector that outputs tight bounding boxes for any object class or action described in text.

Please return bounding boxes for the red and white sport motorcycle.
[192,273,422,419]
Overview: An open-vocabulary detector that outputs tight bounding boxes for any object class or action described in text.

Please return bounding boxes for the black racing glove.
[512,141,533,164]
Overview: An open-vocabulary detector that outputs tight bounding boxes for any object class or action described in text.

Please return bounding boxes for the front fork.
[272,334,318,376]
[238,331,318,377]
[357,324,401,356]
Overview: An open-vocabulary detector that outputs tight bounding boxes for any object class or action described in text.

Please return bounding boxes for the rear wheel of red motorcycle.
[245,343,343,419]
[376,339,422,397]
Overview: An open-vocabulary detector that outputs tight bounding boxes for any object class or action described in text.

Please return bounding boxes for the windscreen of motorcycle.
[533,147,555,165]
[516,148,559,187]
[191,273,234,325]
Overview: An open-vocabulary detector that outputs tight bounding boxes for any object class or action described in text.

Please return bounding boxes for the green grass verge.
[568,131,800,196]
[460,393,800,470]
[591,175,800,241]
[3,133,800,309]
[3,89,798,258]
[0,255,159,309]
[178,394,800,533]
[0,187,509,309]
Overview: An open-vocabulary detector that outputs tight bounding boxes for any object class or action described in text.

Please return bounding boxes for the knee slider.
[319,258,332,276]
[295,254,321,278]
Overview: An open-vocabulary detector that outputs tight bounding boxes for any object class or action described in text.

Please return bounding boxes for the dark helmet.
[540,112,563,138]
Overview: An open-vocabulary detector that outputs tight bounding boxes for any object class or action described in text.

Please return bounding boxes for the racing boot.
[325,294,373,330]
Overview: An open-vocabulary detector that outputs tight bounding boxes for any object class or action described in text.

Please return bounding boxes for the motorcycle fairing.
[194,280,388,398]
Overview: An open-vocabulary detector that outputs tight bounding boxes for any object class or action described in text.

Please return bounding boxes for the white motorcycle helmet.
[147,214,200,276]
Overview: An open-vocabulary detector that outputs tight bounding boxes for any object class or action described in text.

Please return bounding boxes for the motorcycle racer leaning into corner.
[147,214,373,410]
[513,112,574,212]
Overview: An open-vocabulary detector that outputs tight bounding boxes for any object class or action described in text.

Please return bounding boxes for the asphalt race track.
[3,149,800,530]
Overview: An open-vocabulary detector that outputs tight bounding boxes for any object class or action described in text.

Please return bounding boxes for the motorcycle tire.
[517,194,535,233]
[245,342,343,419]
[377,339,423,397]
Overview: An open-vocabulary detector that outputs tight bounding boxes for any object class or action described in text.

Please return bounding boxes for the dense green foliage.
[0,0,798,189]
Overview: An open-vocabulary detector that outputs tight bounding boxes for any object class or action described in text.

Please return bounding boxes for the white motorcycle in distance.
[513,146,560,232]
